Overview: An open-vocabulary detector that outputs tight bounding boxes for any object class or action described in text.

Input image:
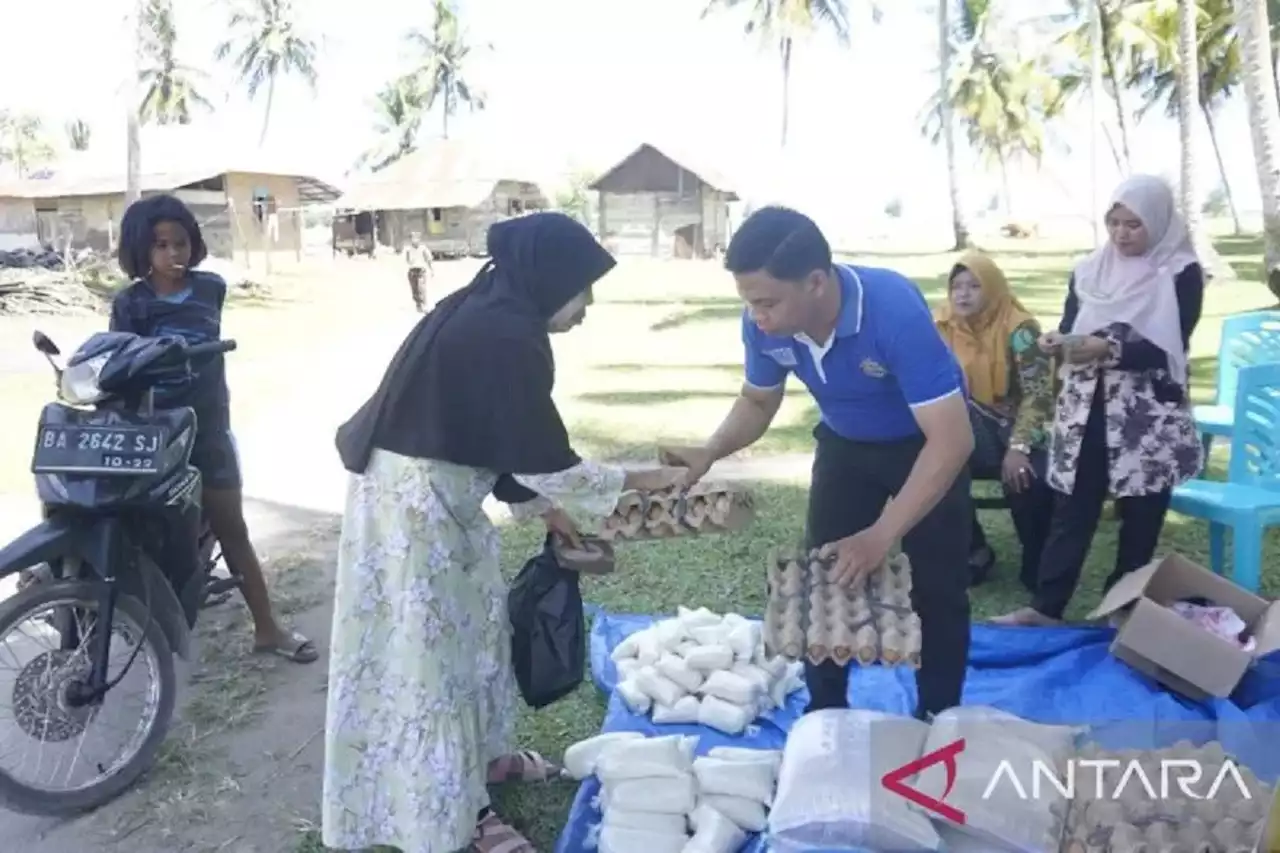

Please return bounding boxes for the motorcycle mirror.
[32,331,60,356]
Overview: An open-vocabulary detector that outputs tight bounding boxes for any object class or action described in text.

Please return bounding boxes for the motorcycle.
[20,511,235,608]
[0,329,236,815]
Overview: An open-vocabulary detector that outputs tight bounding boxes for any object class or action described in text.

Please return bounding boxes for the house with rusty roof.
[334,139,549,258]
[589,143,739,260]
[0,135,342,260]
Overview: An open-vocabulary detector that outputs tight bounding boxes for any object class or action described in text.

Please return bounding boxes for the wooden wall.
[598,189,731,258]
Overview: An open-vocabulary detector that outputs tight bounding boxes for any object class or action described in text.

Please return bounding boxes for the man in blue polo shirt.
[661,206,975,719]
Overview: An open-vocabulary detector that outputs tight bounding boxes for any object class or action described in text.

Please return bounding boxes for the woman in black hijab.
[322,212,687,853]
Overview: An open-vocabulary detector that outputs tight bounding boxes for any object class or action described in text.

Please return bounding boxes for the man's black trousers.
[803,422,972,718]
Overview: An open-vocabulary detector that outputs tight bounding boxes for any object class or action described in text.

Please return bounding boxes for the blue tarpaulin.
[554,611,1280,853]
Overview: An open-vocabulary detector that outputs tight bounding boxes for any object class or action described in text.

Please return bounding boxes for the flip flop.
[254,631,319,663]
[471,811,537,853]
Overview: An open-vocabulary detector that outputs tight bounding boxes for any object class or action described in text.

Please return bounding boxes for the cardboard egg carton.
[598,484,754,542]
[1059,741,1273,853]
[762,548,921,667]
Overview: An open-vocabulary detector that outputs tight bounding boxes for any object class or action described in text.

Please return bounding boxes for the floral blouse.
[491,463,626,524]
[992,319,1056,450]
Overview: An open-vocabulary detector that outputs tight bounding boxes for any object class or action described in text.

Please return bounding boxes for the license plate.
[31,425,166,476]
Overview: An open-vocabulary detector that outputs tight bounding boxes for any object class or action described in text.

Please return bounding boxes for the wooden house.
[0,166,340,260]
[335,140,549,258]
[589,143,738,259]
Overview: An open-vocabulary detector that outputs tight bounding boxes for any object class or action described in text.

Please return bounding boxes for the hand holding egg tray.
[763,548,922,668]
[599,483,754,542]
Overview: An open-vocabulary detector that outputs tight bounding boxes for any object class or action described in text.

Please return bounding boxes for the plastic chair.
[1171,362,1280,591]
[1194,310,1280,458]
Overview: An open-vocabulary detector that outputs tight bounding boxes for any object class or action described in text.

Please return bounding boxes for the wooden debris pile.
[0,269,113,316]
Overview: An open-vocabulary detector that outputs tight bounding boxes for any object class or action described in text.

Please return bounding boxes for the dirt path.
[0,496,340,853]
[0,415,811,853]
[0,257,814,850]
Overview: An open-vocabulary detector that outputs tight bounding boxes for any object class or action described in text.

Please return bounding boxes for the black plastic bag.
[508,534,585,709]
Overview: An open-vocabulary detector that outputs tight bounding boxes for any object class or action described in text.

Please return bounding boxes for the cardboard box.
[1087,554,1280,700]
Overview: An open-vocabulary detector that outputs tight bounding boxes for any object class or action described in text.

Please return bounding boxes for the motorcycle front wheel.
[0,579,176,815]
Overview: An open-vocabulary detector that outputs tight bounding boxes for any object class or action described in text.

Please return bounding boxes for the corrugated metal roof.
[335,139,543,212]
[589,142,739,199]
[0,169,219,199]
[0,169,341,204]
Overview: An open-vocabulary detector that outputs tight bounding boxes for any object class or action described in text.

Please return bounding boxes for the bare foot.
[990,607,1062,627]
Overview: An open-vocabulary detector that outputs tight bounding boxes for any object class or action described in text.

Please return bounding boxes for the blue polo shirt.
[743,264,964,442]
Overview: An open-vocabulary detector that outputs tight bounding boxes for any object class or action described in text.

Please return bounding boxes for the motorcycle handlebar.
[185,340,237,359]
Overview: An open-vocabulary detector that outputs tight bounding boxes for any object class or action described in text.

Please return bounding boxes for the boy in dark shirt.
[109,195,316,663]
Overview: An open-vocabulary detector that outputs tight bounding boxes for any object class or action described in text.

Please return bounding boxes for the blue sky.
[0,0,1263,229]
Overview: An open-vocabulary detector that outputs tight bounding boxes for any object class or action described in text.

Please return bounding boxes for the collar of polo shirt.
[794,265,864,382]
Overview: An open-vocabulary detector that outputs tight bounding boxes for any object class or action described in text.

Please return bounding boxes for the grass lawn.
[294,233,1280,851]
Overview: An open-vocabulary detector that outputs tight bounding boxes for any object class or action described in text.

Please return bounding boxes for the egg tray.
[598,484,754,542]
[1059,741,1273,853]
[762,549,921,668]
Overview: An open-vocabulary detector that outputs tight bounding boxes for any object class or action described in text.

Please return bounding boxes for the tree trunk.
[1102,123,1124,172]
[1202,103,1243,234]
[259,76,275,147]
[443,88,452,139]
[126,111,141,206]
[125,0,142,207]
[1176,0,1226,277]
[1235,0,1280,299]
[999,154,1012,217]
[1273,52,1280,113]
[1099,0,1132,172]
[780,36,792,149]
[938,0,970,249]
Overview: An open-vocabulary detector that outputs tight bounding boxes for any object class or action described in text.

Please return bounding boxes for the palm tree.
[921,0,1060,216]
[1234,0,1280,297]
[702,0,852,148]
[214,0,319,146]
[1173,0,1227,274]
[0,111,55,178]
[138,0,214,125]
[1127,0,1243,233]
[65,118,92,152]
[1054,0,1146,173]
[127,0,142,206]
[405,1,487,139]
[937,0,972,249]
[356,76,427,172]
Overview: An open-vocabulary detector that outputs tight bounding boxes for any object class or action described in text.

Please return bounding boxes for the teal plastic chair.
[1194,310,1280,458]
[1172,362,1280,591]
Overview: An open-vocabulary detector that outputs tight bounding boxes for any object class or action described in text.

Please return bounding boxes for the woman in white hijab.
[995,175,1205,626]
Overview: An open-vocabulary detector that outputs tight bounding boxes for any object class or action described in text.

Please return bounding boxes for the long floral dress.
[321,449,624,853]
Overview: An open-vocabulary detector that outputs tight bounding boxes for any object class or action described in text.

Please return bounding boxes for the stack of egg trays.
[598,483,755,542]
[763,547,922,668]
[1058,741,1273,853]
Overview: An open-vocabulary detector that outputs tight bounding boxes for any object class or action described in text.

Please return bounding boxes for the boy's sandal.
[487,749,564,783]
[254,631,319,663]
[471,812,537,853]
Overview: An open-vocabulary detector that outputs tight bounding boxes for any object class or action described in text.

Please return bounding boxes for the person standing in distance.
[661,206,975,719]
[405,231,434,312]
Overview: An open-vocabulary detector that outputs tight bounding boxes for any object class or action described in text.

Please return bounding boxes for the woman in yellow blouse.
[936,251,1056,587]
